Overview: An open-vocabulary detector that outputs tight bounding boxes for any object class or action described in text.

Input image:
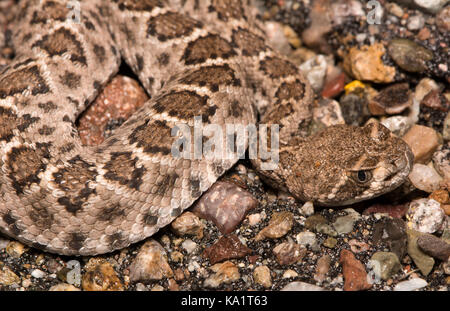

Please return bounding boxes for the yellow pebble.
[344,80,365,94]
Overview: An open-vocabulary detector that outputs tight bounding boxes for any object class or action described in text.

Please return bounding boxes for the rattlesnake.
[0,0,413,255]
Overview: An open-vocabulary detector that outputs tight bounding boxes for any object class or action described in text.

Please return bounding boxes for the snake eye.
[352,170,372,184]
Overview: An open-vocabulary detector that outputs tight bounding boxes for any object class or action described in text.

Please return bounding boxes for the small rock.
[386,2,404,17]
[363,203,408,218]
[316,223,338,237]
[343,43,395,83]
[255,211,294,241]
[406,198,446,234]
[192,181,257,234]
[417,234,450,261]
[333,215,356,234]
[402,125,440,164]
[283,25,301,49]
[436,6,450,33]
[82,258,124,291]
[370,252,401,280]
[394,278,428,291]
[248,213,261,226]
[388,39,433,73]
[299,55,328,92]
[408,163,443,193]
[304,214,328,230]
[281,281,324,291]
[412,0,448,13]
[313,98,345,129]
[321,73,345,99]
[433,145,450,182]
[128,240,173,282]
[314,254,331,283]
[368,83,412,116]
[348,239,370,253]
[5,241,27,258]
[203,235,252,264]
[339,249,372,291]
[299,201,315,217]
[417,27,431,40]
[406,228,435,276]
[135,283,149,291]
[381,116,411,137]
[323,237,338,248]
[339,92,371,126]
[203,261,240,288]
[31,269,46,279]
[49,283,80,291]
[272,238,307,265]
[373,218,407,260]
[0,266,20,286]
[296,231,318,247]
[415,78,440,104]
[253,265,272,288]
[282,269,298,279]
[419,90,449,133]
[171,211,204,239]
[181,239,197,254]
[407,15,425,30]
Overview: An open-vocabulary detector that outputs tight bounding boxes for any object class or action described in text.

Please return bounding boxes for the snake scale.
[0,0,413,255]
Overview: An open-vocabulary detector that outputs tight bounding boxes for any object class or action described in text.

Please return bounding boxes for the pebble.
[339,249,372,291]
[282,269,298,279]
[343,43,395,83]
[386,2,404,17]
[31,269,46,279]
[128,240,173,282]
[248,213,262,226]
[181,239,197,254]
[348,239,370,253]
[412,0,448,13]
[415,78,440,104]
[253,265,272,288]
[82,258,124,291]
[316,223,338,237]
[370,252,401,280]
[312,98,345,129]
[417,234,450,261]
[78,75,148,146]
[406,198,446,234]
[49,283,80,291]
[203,235,252,265]
[314,254,331,283]
[281,281,324,291]
[332,215,356,235]
[408,164,443,193]
[433,145,450,182]
[436,6,450,33]
[402,125,440,164]
[339,93,370,126]
[255,211,294,241]
[299,201,315,216]
[296,231,318,248]
[407,14,425,30]
[388,39,433,74]
[394,278,428,291]
[171,211,204,239]
[192,181,257,234]
[321,73,345,98]
[323,237,338,248]
[368,83,412,115]
[304,214,327,230]
[299,54,328,92]
[0,266,20,286]
[272,238,307,265]
[363,203,408,218]
[203,261,240,289]
[5,241,27,258]
[373,218,408,260]
[406,228,435,276]
[300,0,332,52]
[419,90,449,133]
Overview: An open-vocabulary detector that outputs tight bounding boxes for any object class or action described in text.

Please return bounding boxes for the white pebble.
[296,231,317,246]
[299,201,315,216]
[299,55,328,92]
[248,213,261,226]
[181,239,197,254]
[31,269,46,279]
[281,281,323,291]
[408,163,443,193]
[406,198,446,234]
[394,278,428,291]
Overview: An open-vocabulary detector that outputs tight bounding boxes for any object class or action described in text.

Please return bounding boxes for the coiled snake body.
[0,0,413,255]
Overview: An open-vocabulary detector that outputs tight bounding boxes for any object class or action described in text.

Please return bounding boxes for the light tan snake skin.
[0,0,414,255]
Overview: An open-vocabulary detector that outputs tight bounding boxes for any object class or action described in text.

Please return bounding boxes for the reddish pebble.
[321,73,345,98]
[339,249,372,291]
[363,203,408,218]
[203,235,252,264]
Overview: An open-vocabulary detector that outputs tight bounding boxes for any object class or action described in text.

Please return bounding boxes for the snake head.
[283,122,414,206]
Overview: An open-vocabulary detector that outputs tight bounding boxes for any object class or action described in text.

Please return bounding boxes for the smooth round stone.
[394,278,428,291]
[408,163,443,193]
[406,198,446,234]
[370,252,401,280]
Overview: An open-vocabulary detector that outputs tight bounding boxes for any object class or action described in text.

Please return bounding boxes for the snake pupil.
[357,171,367,182]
